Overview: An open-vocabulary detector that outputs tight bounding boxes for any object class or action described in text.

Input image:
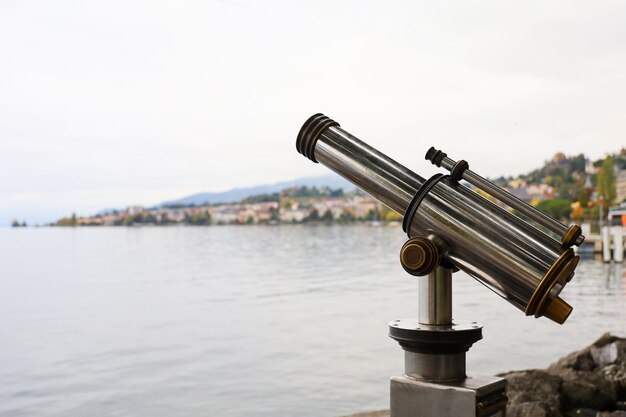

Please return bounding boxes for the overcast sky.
[1,1,625,225]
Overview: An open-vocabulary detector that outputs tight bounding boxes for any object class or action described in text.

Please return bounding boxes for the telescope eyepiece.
[296,113,339,163]
[425,147,447,168]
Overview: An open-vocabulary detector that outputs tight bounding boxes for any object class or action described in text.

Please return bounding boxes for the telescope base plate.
[389,319,483,354]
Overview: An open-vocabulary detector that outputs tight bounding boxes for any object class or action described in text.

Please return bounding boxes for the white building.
[127,206,144,216]
[212,206,239,224]
[280,208,308,223]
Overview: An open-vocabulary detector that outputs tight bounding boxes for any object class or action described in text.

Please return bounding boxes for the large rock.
[548,333,622,374]
[501,370,562,417]
[497,335,626,415]
[547,333,625,411]
[558,369,616,410]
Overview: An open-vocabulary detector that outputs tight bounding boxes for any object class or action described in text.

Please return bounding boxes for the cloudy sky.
[1,1,625,225]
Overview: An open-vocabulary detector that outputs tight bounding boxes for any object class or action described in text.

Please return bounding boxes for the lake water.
[1,225,624,417]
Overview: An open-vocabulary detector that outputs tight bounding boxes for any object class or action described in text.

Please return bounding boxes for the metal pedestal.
[389,267,507,417]
[391,375,506,417]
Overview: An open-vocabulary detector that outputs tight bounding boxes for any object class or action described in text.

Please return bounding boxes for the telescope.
[295,113,584,417]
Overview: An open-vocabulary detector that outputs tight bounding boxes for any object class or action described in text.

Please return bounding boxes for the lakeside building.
[279,207,308,223]
[211,205,239,224]
[210,201,279,224]
[254,202,279,222]
[77,216,105,226]
[505,180,556,203]
[126,206,145,216]
[617,170,626,203]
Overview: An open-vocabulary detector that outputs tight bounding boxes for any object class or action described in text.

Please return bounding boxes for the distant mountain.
[159,174,355,207]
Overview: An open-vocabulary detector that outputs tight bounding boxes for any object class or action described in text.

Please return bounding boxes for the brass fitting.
[400,237,440,276]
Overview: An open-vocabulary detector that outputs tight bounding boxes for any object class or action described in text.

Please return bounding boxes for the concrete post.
[613,226,623,263]
[602,226,612,263]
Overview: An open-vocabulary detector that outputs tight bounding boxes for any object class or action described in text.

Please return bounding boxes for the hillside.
[512,149,625,201]
[159,174,355,207]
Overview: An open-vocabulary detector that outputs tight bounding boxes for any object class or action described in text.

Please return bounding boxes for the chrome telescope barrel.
[425,147,584,247]
[296,114,426,215]
[296,114,580,324]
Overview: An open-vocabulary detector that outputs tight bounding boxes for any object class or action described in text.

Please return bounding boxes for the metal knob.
[400,237,440,276]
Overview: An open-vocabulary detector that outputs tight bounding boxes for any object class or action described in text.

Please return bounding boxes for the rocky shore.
[341,333,626,417]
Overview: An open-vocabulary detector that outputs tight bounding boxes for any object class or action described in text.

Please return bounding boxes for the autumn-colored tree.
[571,204,585,220]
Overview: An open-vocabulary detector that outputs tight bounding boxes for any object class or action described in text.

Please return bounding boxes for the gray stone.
[591,343,619,368]
[502,370,562,417]
[559,369,616,410]
[549,349,596,374]
[508,402,551,417]
[603,339,626,381]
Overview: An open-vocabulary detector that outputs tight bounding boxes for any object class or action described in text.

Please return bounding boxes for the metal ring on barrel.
[402,174,449,237]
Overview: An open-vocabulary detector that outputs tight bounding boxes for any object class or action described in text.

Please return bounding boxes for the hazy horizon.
[1,144,619,226]
[2,1,625,225]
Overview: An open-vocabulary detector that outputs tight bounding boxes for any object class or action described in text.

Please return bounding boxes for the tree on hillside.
[385,211,402,222]
[571,154,586,172]
[615,148,626,169]
[536,199,572,221]
[339,210,354,222]
[269,207,279,221]
[597,156,617,208]
[578,188,590,208]
[242,193,280,204]
[185,210,211,225]
[305,208,319,222]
